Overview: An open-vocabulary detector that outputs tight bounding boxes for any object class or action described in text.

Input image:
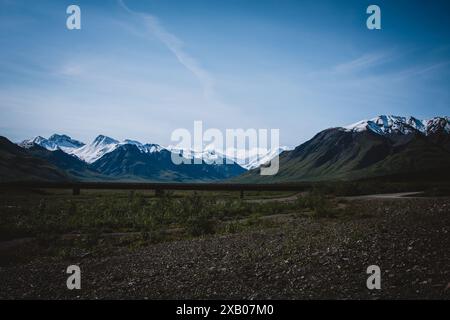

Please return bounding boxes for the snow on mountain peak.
[48,134,84,149]
[19,136,46,149]
[32,136,48,145]
[343,115,449,136]
[121,140,164,154]
[49,134,70,141]
[232,146,291,170]
[19,133,291,169]
[93,135,119,146]
[66,136,165,163]
[423,116,450,134]
[164,145,292,169]
[70,135,119,163]
[20,134,84,152]
[143,143,165,153]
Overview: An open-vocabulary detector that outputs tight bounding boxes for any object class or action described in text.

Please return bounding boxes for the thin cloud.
[118,0,215,99]
[392,61,450,80]
[333,52,392,74]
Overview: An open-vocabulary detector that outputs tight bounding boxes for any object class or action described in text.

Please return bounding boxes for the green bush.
[295,192,335,218]
[180,193,216,236]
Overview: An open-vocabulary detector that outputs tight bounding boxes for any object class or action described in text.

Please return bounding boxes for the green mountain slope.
[25,144,108,181]
[236,128,450,183]
[0,137,68,182]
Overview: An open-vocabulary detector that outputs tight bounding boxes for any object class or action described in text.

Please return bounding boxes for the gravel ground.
[0,198,449,299]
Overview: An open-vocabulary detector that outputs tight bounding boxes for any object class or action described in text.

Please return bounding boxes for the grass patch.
[0,189,343,245]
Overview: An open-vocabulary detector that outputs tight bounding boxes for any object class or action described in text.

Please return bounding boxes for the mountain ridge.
[7,114,450,183]
[12,136,247,182]
[20,133,290,170]
[235,115,450,183]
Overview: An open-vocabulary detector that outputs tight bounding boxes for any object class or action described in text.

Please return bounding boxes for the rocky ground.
[0,197,449,299]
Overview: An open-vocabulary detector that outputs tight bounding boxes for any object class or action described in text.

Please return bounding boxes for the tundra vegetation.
[1,184,449,299]
[0,189,338,243]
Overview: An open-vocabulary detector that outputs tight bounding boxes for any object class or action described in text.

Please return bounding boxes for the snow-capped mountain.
[165,147,227,165]
[10,114,450,183]
[19,116,447,172]
[163,146,292,170]
[20,134,289,170]
[20,134,84,153]
[424,117,450,135]
[238,114,450,183]
[343,115,449,136]
[20,134,166,164]
[122,140,165,154]
[71,136,168,164]
[218,146,291,170]
[68,135,120,163]
[17,134,248,181]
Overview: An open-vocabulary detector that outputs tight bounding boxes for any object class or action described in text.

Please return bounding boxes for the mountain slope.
[237,115,450,183]
[0,137,68,182]
[90,144,246,182]
[25,144,106,180]
[68,135,119,163]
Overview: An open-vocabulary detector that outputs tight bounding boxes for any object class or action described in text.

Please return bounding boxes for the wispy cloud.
[118,0,215,100]
[391,61,450,80]
[333,52,393,74]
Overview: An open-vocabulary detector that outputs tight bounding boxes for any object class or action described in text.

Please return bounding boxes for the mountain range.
[237,115,450,182]
[20,134,287,170]
[1,115,449,183]
[9,134,248,182]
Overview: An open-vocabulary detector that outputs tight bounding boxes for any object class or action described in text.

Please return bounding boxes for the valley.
[1,114,449,300]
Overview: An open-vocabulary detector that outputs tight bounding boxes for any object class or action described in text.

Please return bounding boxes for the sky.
[0,0,449,147]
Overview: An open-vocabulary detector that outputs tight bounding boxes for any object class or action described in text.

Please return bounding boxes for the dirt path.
[245,193,302,203]
[342,191,424,201]
[246,191,427,204]
[245,191,428,204]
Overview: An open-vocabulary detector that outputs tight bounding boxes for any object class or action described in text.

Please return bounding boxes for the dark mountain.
[236,116,450,183]
[90,144,246,182]
[25,144,106,180]
[8,135,246,182]
[0,137,68,182]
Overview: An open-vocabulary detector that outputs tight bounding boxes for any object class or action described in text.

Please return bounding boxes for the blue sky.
[0,0,449,147]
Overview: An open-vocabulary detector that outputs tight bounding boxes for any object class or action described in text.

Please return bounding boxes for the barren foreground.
[1,197,449,299]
